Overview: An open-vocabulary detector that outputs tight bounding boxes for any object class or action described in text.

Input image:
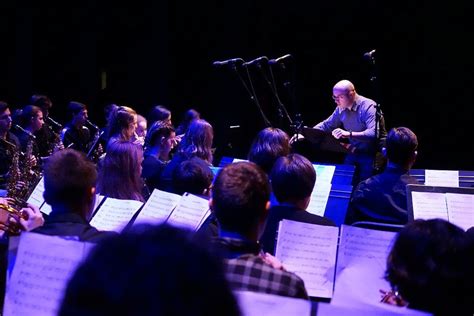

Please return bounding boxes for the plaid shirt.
[214,237,308,299]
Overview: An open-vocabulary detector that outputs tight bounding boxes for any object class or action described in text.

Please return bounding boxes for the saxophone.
[22,135,41,200]
[2,138,28,208]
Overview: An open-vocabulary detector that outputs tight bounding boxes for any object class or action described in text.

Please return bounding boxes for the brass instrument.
[46,116,64,154]
[0,200,29,235]
[1,138,28,208]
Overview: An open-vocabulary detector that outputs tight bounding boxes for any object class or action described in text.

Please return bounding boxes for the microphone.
[242,56,268,67]
[363,49,376,59]
[212,58,244,67]
[269,54,292,64]
[46,116,62,129]
[14,125,36,139]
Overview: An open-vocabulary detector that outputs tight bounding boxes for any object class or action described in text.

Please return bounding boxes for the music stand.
[302,127,350,154]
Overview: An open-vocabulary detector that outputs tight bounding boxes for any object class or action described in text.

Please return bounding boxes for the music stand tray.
[302,127,350,154]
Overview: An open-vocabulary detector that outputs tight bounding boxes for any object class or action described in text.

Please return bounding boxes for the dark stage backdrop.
[1,0,473,170]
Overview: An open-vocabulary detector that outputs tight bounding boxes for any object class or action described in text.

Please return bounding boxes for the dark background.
[1,1,473,170]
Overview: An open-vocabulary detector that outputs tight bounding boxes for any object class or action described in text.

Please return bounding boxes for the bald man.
[314,80,386,184]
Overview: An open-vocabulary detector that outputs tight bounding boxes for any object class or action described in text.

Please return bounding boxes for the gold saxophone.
[0,202,29,234]
[0,138,29,209]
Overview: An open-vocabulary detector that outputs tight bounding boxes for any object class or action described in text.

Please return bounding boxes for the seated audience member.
[248,127,291,174]
[33,149,116,242]
[141,122,176,191]
[161,119,214,191]
[147,104,172,127]
[176,108,200,136]
[348,126,419,225]
[385,219,474,315]
[59,224,240,316]
[172,156,214,196]
[211,161,308,299]
[97,140,145,202]
[61,101,92,153]
[260,154,335,254]
[106,106,138,147]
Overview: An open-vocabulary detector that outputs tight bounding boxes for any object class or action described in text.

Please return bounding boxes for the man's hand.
[260,252,287,271]
[332,128,350,139]
[19,204,44,232]
[289,133,305,144]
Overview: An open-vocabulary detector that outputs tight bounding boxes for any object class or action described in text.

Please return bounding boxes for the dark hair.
[148,105,171,125]
[0,101,9,113]
[43,149,97,215]
[97,140,144,202]
[172,157,214,196]
[270,154,316,203]
[31,94,52,110]
[386,127,418,166]
[19,105,42,127]
[67,101,87,116]
[386,219,474,315]
[248,127,290,174]
[212,162,270,234]
[176,108,200,135]
[145,121,175,149]
[177,119,214,164]
[59,224,240,316]
[107,106,137,142]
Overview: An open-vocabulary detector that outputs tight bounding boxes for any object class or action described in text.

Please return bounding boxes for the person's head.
[20,105,44,132]
[332,80,356,109]
[136,114,147,138]
[248,127,290,174]
[172,157,214,196]
[178,109,201,132]
[270,154,316,208]
[104,103,119,125]
[211,162,270,239]
[386,219,474,315]
[30,94,52,117]
[97,140,144,202]
[107,106,138,142]
[145,121,176,156]
[178,119,214,164]
[0,101,12,135]
[59,224,240,316]
[384,127,418,169]
[148,105,171,126]
[68,101,88,126]
[43,149,97,219]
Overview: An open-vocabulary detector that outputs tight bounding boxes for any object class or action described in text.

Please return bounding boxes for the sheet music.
[166,193,210,231]
[235,290,311,316]
[425,169,459,187]
[89,197,143,232]
[446,193,474,231]
[411,191,448,221]
[275,219,339,298]
[26,177,45,209]
[306,182,332,216]
[134,189,181,225]
[313,164,336,184]
[4,232,94,316]
[333,225,396,305]
[232,158,248,163]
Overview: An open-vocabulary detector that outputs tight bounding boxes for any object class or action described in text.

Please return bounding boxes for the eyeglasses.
[332,94,347,100]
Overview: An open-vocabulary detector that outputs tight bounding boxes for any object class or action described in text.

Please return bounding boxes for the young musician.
[61,101,93,153]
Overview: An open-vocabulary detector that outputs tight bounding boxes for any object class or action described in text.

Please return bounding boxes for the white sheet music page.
[333,225,396,306]
[306,182,332,217]
[425,169,459,187]
[26,177,45,210]
[89,197,143,232]
[232,158,248,163]
[134,189,181,225]
[275,219,339,298]
[313,164,336,184]
[446,193,474,231]
[411,191,448,220]
[4,232,94,316]
[235,290,311,316]
[166,193,210,231]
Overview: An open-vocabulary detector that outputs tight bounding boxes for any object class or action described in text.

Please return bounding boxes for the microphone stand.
[366,51,385,172]
[235,64,272,127]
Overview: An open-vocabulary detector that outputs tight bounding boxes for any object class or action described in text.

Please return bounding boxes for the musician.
[0,102,21,192]
[31,94,62,157]
[61,101,93,153]
[14,105,43,162]
[106,106,138,148]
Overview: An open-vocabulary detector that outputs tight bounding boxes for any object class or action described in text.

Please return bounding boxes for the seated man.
[211,161,308,299]
[172,156,214,197]
[260,154,335,254]
[33,149,116,242]
[348,127,419,225]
